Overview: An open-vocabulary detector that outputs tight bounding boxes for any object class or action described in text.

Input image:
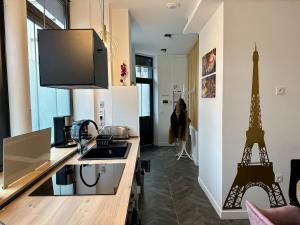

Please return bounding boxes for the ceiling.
[108,0,198,55]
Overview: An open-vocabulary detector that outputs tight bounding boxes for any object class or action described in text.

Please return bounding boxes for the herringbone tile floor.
[139,146,250,225]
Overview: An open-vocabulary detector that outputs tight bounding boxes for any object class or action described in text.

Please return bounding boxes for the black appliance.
[29,163,125,196]
[53,116,77,148]
[38,29,108,89]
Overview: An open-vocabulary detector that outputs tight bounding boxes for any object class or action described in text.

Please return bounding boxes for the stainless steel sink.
[79,141,131,160]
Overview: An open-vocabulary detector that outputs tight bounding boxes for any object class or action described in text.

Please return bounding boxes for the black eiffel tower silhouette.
[223,46,287,210]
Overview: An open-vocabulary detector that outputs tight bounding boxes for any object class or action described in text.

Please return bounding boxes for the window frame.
[135,55,154,118]
[27,1,69,30]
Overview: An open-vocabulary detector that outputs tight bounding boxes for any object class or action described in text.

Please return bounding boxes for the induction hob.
[29,163,125,196]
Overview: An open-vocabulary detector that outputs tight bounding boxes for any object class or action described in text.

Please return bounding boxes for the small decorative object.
[120,62,127,86]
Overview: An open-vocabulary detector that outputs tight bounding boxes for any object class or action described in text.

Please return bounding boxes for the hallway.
[140,146,250,225]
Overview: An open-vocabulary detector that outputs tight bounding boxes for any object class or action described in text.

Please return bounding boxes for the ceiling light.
[166,2,180,9]
[161,49,167,52]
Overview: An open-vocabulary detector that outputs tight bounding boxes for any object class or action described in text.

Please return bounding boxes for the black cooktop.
[29,163,125,196]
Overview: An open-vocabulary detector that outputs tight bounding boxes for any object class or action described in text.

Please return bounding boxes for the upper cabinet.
[38,29,108,89]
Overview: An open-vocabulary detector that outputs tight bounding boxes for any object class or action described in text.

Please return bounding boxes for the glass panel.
[141,67,149,78]
[135,66,141,78]
[27,19,39,131]
[135,66,152,79]
[3,128,51,188]
[28,0,66,28]
[141,84,150,116]
[56,89,71,116]
[37,86,57,129]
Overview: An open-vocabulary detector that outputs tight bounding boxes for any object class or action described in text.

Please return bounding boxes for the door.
[135,55,153,146]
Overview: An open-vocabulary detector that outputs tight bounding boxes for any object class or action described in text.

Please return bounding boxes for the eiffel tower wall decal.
[223,46,287,210]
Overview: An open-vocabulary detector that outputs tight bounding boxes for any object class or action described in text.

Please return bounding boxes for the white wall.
[110,8,132,86]
[156,55,188,146]
[70,0,113,126]
[153,55,159,145]
[222,0,300,218]
[112,86,139,137]
[197,2,224,215]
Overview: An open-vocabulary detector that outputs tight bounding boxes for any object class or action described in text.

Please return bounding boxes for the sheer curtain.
[187,39,199,129]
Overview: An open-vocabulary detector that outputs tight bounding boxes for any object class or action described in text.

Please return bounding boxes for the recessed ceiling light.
[161,49,167,52]
[166,2,180,9]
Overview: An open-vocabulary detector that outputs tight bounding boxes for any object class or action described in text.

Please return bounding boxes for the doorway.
[135,55,154,146]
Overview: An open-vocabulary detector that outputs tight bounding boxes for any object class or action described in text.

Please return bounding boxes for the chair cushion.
[261,205,300,225]
[246,201,274,225]
[246,200,300,225]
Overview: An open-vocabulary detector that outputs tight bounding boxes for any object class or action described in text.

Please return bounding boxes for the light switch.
[275,87,286,96]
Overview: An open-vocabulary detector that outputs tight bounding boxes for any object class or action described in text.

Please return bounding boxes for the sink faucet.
[77,120,100,154]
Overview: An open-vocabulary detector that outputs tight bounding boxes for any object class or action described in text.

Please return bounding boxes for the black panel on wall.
[0,0,11,171]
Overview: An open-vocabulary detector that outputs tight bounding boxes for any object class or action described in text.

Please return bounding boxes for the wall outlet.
[275,87,286,96]
[275,174,283,183]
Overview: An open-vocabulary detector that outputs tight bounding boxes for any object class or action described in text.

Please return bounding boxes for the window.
[136,66,152,79]
[27,0,68,28]
[27,0,71,143]
[135,55,153,117]
[137,83,151,117]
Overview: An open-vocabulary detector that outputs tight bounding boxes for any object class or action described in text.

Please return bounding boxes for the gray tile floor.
[139,146,250,225]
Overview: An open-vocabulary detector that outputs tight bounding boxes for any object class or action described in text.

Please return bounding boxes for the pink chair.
[246,200,300,225]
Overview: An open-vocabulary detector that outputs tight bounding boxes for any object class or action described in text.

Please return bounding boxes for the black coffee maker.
[53,116,77,148]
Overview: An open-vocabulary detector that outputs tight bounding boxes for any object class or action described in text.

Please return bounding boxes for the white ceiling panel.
[108,0,198,55]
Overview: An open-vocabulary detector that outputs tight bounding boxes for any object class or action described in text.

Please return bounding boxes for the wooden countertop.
[0,137,140,225]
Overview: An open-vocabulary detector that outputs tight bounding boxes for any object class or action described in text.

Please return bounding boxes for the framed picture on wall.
[202,74,216,98]
[202,48,216,76]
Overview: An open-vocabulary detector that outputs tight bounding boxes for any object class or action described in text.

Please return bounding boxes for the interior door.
[136,55,153,146]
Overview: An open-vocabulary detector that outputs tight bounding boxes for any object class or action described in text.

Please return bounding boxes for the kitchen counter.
[0,137,140,225]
